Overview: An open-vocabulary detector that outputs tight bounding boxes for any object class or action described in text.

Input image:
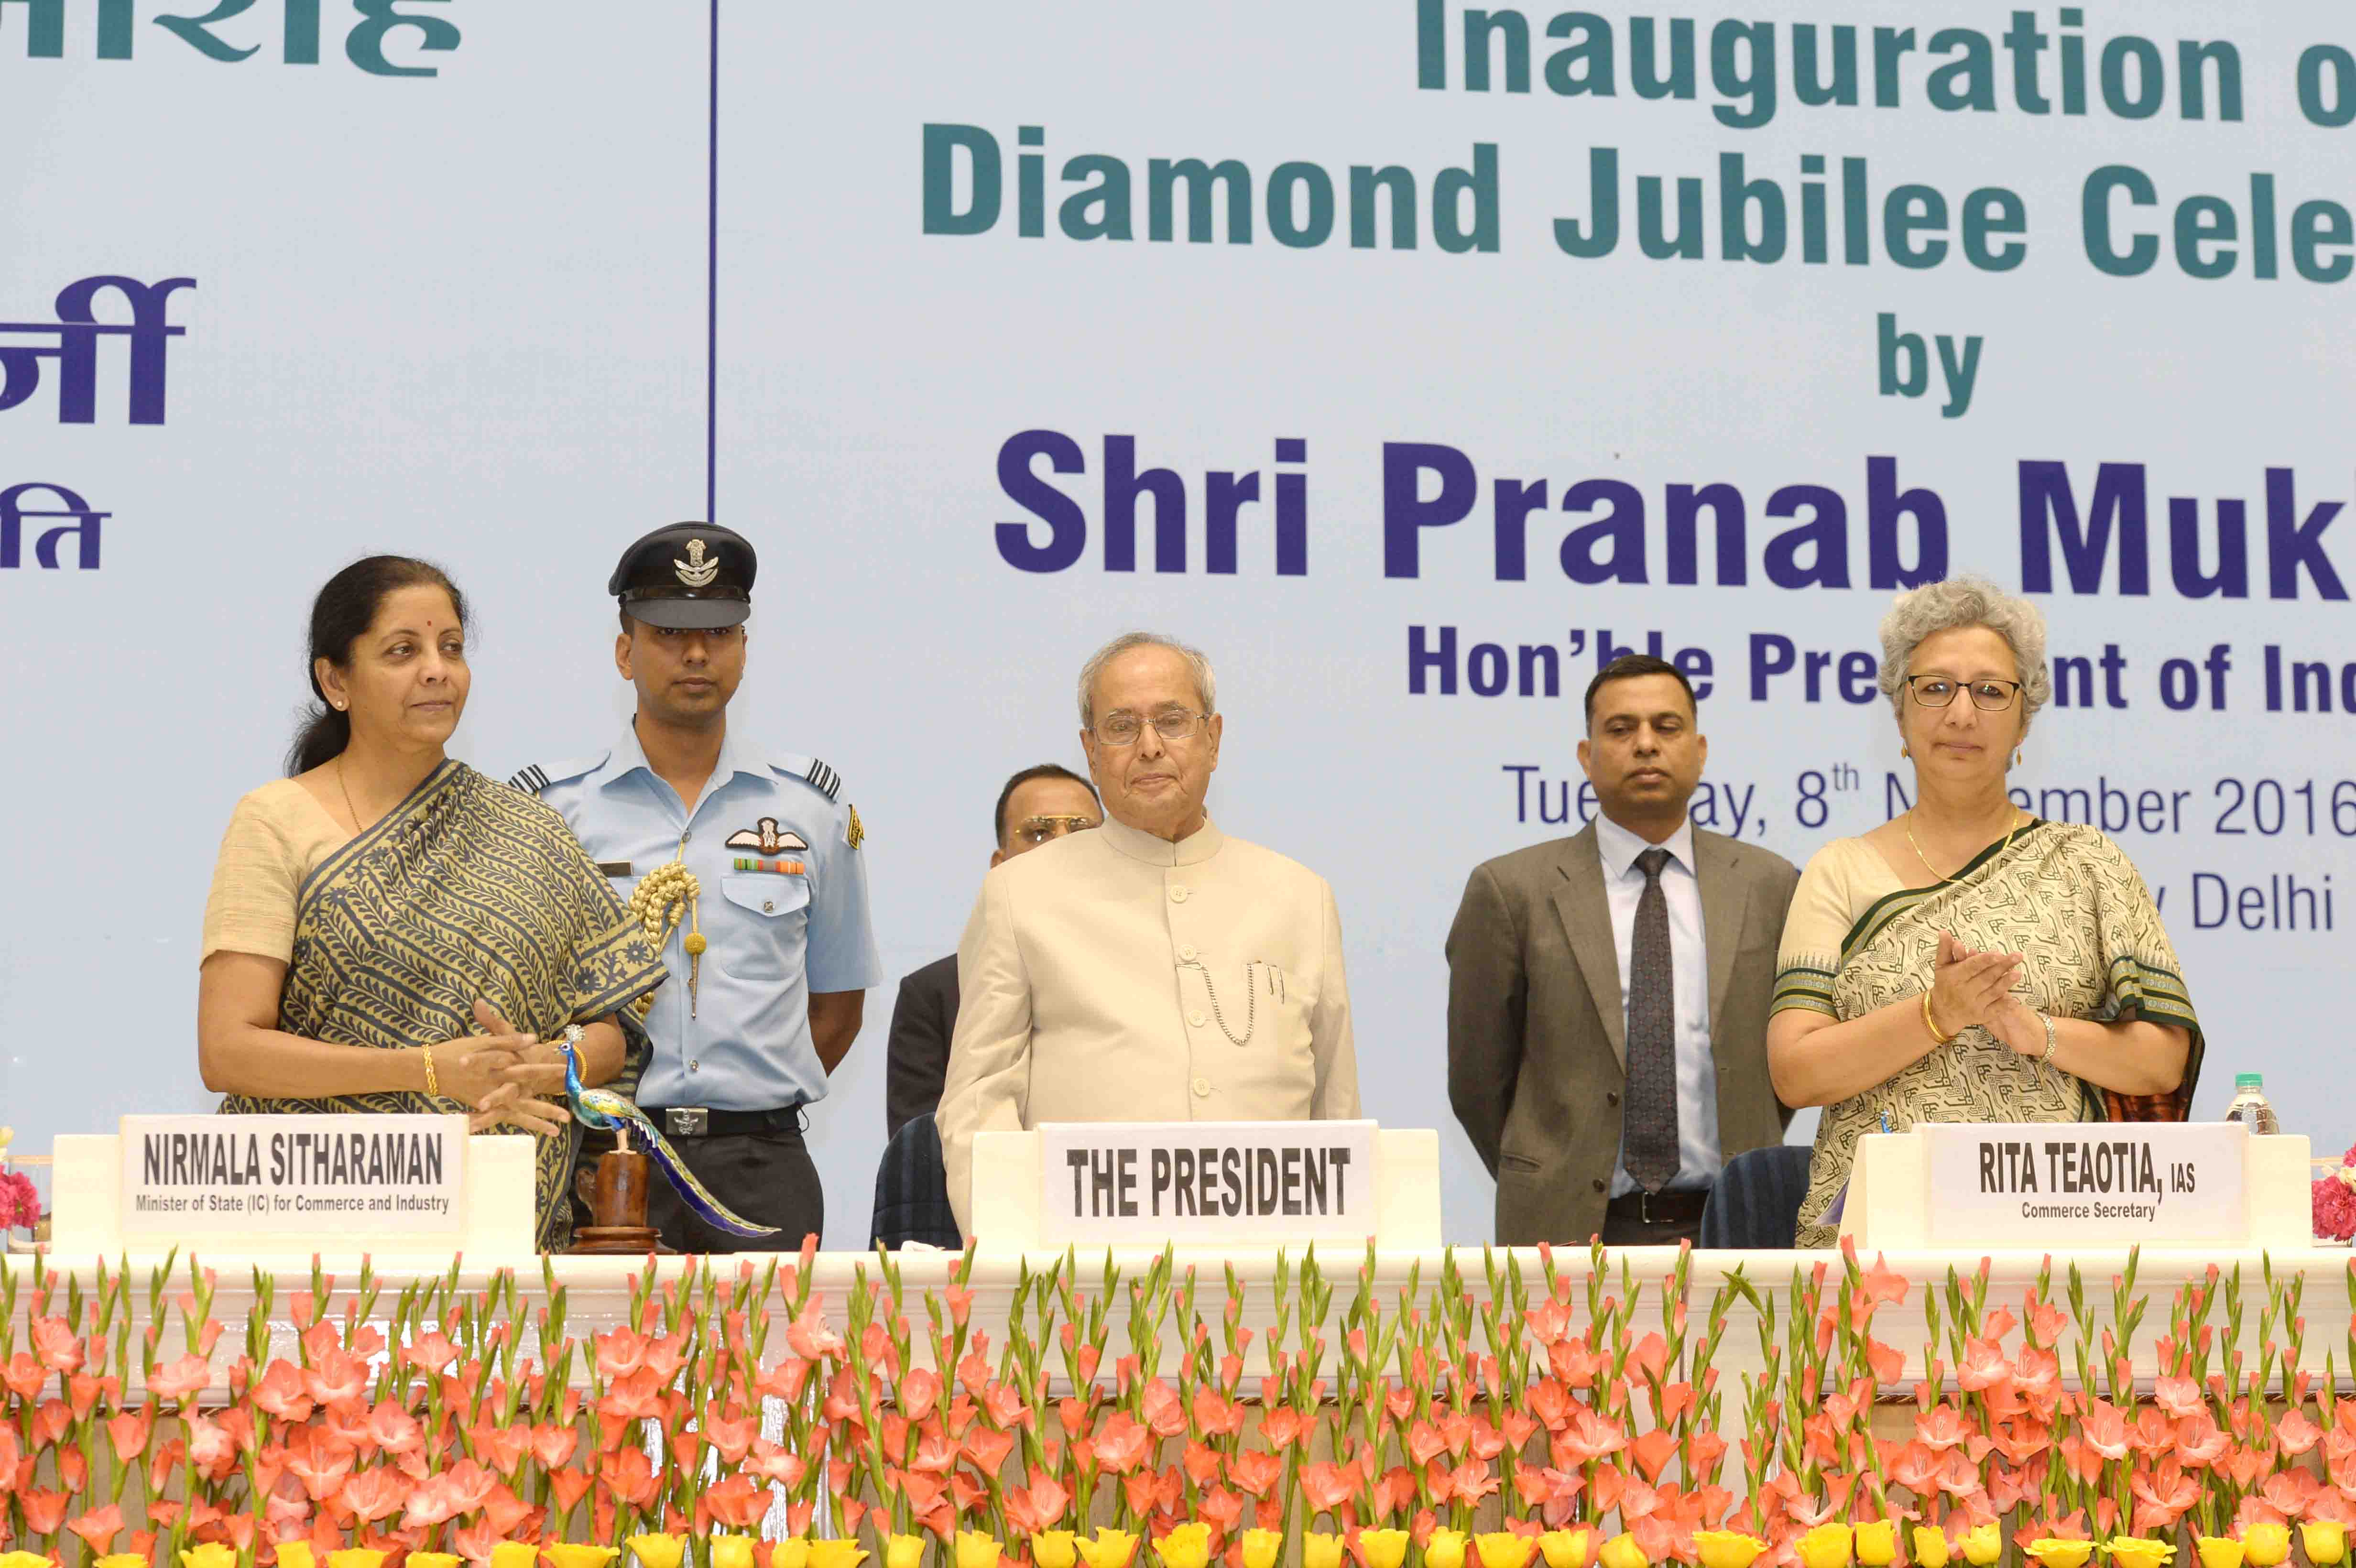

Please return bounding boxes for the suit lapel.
[1549,823,1625,1070]
[1695,829,1745,1035]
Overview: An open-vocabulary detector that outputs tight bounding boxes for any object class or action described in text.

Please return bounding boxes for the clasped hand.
[1930,931,2048,1058]
[429,999,572,1136]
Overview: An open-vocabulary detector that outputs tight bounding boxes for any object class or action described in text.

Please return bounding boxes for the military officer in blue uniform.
[514,521,881,1252]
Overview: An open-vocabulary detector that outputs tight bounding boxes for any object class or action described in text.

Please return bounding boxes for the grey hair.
[1076,631,1218,728]
[1877,574,2052,720]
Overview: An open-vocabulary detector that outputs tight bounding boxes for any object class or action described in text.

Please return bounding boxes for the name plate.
[1037,1120,1377,1244]
[1926,1122,2247,1246]
[120,1115,468,1236]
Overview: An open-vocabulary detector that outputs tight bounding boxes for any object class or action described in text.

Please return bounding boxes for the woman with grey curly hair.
[1766,575,2201,1247]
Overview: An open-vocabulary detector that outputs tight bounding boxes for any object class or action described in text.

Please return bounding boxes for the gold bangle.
[1921,990,1956,1045]
[422,1043,440,1099]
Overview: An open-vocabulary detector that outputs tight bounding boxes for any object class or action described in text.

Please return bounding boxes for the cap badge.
[674,537,720,588]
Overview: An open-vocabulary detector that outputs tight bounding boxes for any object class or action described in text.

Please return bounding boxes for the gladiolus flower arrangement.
[0,1237,2348,1568]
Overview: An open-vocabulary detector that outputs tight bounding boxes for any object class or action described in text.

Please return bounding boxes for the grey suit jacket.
[1445,819,1800,1247]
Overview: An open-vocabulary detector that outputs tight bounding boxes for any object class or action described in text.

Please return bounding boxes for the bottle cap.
[2235,1072,2265,1089]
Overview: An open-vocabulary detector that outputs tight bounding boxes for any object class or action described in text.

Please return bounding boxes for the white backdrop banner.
[6,1,2353,1245]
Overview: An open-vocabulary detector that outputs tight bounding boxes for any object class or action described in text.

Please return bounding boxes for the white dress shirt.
[1593,812,1719,1195]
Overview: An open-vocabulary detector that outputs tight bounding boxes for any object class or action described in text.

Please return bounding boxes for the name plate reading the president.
[1926,1122,2247,1247]
[1038,1121,1378,1245]
[120,1115,468,1237]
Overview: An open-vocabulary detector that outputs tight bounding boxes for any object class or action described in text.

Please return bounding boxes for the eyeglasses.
[1011,816,1098,848]
[1090,709,1209,747]
[1906,676,2023,711]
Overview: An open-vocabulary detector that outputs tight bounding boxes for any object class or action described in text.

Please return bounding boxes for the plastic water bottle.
[2224,1072,2280,1134]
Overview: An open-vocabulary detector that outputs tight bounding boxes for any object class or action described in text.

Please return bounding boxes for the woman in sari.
[1768,576,2201,1248]
[197,556,666,1250]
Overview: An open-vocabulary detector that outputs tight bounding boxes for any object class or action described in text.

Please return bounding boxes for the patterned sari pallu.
[220,761,667,1250]
[1773,819,2204,1250]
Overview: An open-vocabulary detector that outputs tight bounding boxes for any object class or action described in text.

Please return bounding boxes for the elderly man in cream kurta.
[938,632,1361,1233]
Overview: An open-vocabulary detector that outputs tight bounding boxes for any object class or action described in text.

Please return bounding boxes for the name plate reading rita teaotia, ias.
[1037,1121,1378,1245]
[119,1114,468,1237]
[1925,1121,2247,1247]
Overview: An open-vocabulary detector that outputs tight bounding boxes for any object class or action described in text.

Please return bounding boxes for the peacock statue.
[559,1034,780,1240]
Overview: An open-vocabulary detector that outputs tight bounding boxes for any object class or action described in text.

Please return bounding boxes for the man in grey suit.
[1447,654,1799,1247]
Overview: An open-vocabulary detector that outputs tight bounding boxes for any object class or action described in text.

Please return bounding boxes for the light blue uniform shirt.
[1593,813,1719,1196]
[527,720,883,1112]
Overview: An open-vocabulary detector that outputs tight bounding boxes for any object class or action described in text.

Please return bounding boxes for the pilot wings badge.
[724,817,809,855]
[674,537,720,588]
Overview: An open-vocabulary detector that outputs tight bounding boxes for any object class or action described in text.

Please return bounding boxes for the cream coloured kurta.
[938,815,1361,1232]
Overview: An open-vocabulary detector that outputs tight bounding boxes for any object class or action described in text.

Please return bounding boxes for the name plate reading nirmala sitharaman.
[1037,1121,1378,1245]
[1924,1122,2248,1247]
[119,1114,468,1237]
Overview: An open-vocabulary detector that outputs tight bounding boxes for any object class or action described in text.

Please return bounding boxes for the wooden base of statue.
[566,1148,669,1254]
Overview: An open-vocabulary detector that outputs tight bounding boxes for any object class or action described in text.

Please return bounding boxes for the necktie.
[1623,846,1680,1194]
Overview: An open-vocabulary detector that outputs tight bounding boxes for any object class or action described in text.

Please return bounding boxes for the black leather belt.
[642,1105,807,1138]
[1606,1188,1709,1225]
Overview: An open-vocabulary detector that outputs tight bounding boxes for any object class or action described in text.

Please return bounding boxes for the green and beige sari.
[221,760,666,1250]
[1773,819,2202,1250]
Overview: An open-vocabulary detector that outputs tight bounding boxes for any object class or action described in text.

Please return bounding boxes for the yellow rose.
[277,1545,320,1568]
[1303,1539,1347,1568]
[2302,1525,2348,1568]
[1429,1531,1472,1568]
[1243,1532,1284,1568]
[99,1557,155,1568]
[1961,1525,2004,1568]
[494,1546,545,1568]
[1034,1535,1079,1568]
[2026,1543,2093,1568]
[715,1540,761,1568]
[2104,1542,2179,1568]
[1598,1536,1649,1568]
[329,1552,391,1568]
[1856,1525,1897,1568]
[411,1555,465,1568]
[1693,1534,1767,1568]
[1361,1531,1412,1568]
[1797,1526,1854,1568]
[774,1544,816,1568]
[1538,1532,1593,1568]
[1078,1531,1140,1568]
[810,1543,871,1568]
[628,1541,687,1568]
[2,1555,58,1568]
[1909,1531,1951,1568]
[2194,1540,2244,1568]
[887,1536,930,1568]
[2241,1526,2291,1568]
[1156,1526,1213,1568]
[957,1534,1004,1568]
[1478,1535,1536,1568]
[547,1551,622,1568]
[183,1547,242,1568]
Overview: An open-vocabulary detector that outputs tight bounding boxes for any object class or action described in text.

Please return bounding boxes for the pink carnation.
[2313,1171,2356,1241]
[0,1171,36,1230]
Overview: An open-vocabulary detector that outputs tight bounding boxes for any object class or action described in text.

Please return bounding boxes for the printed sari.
[1773,819,2202,1250]
[220,761,667,1250]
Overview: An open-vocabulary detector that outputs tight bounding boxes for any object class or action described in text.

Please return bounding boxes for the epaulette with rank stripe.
[801,758,842,801]
[509,764,551,795]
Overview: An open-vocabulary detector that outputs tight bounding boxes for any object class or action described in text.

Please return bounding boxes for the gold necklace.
[1904,807,2023,886]
[335,756,365,835]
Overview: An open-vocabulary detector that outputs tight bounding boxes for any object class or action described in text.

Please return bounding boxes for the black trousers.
[643,1124,826,1255]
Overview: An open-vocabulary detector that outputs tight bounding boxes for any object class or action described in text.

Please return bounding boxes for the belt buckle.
[1633,1189,1653,1225]
[665,1108,709,1137]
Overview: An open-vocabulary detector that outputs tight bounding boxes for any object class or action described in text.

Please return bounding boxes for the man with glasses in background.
[936,631,1362,1234]
[883,763,1101,1137]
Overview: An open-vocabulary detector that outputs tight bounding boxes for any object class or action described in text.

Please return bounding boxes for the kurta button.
[1179,944,1198,961]
[1169,886,1189,903]
[1192,1077,1211,1098]
[1189,1011,1207,1027]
